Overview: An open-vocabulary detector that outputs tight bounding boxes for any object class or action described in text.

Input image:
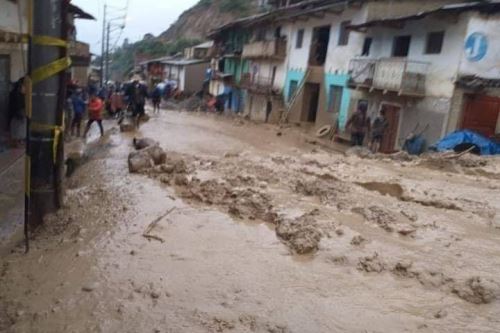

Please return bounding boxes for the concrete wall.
[0,44,25,81]
[459,13,500,79]
[0,0,27,34]
[353,91,451,149]
[366,14,469,99]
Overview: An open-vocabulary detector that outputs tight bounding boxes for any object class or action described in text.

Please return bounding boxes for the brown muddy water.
[1,110,500,333]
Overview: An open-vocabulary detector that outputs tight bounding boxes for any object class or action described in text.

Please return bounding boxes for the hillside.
[158,0,261,42]
[107,0,261,81]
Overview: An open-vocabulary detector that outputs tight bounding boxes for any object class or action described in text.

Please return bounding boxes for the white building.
[209,0,500,152]
[349,1,500,151]
[163,59,210,95]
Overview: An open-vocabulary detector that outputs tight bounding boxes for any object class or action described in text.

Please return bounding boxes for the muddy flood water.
[1,109,500,333]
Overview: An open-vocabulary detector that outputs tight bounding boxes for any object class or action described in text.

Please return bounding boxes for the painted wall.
[366,14,469,99]
[0,0,27,33]
[224,57,249,83]
[459,13,500,79]
[321,73,351,129]
[283,69,306,103]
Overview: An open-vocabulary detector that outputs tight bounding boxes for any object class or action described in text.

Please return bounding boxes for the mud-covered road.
[1,110,500,333]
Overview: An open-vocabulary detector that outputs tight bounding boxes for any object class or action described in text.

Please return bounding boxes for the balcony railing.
[240,73,279,95]
[349,58,429,96]
[242,38,287,60]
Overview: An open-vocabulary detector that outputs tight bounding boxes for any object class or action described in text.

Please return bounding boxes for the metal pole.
[100,4,107,87]
[105,22,110,84]
[24,0,33,253]
[30,0,65,226]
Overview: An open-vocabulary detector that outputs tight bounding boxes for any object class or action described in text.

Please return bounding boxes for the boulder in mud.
[128,146,166,173]
[174,174,189,186]
[120,122,135,133]
[133,137,158,150]
[452,277,500,304]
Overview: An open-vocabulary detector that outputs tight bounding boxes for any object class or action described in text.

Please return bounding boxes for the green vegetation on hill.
[198,0,252,16]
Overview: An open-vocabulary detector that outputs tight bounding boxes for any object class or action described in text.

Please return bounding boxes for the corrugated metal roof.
[208,0,350,38]
[161,59,210,66]
[348,0,500,30]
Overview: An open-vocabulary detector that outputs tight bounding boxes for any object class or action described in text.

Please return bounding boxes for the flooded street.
[1,109,500,333]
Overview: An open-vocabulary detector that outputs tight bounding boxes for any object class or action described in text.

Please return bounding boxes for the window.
[275,26,282,39]
[288,80,298,102]
[338,21,351,46]
[328,85,343,114]
[392,35,411,57]
[296,29,304,49]
[256,29,266,42]
[361,37,372,56]
[425,31,444,54]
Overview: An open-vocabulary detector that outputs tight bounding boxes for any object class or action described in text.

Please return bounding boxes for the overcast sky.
[72,0,199,54]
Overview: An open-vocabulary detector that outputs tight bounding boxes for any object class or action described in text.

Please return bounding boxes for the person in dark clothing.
[126,79,148,128]
[71,90,86,137]
[151,84,162,113]
[370,107,389,153]
[8,78,26,146]
[346,104,371,147]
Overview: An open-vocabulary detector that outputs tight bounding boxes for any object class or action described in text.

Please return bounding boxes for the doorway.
[380,103,401,153]
[309,26,331,66]
[462,94,500,138]
[302,83,320,123]
[392,35,411,57]
[0,55,10,134]
[265,100,272,123]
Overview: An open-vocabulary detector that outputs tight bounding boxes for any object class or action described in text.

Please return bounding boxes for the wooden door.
[380,104,400,153]
[462,95,500,138]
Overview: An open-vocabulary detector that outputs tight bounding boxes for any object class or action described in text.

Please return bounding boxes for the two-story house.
[348,0,500,151]
[208,22,253,113]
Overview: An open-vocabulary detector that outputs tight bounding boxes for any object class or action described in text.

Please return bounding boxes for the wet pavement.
[1,109,500,333]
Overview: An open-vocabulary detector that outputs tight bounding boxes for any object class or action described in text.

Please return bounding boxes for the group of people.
[66,77,151,139]
[346,104,389,153]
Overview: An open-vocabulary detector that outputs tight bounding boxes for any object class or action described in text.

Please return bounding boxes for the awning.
[456,75,500,90]
[68,3,95,20]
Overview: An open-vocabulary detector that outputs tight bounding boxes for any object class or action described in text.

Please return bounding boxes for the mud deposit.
[1,110,500,333]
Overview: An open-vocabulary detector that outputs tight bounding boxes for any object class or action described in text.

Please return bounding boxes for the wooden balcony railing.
[349,58,429,96]
[242,38,287,60]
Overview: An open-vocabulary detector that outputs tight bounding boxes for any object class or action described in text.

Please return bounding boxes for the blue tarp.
[431,130,500,156]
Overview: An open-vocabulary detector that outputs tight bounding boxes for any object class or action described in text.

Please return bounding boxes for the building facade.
[208,0,500,151]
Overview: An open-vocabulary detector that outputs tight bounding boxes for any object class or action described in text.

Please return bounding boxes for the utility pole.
[105,22,111,84]
[100,3,107,87]
[29,0,67,226]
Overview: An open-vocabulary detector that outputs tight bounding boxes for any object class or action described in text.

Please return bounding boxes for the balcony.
[240,73,280,95]
[242,38,287,60]
[349,58,429,96]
